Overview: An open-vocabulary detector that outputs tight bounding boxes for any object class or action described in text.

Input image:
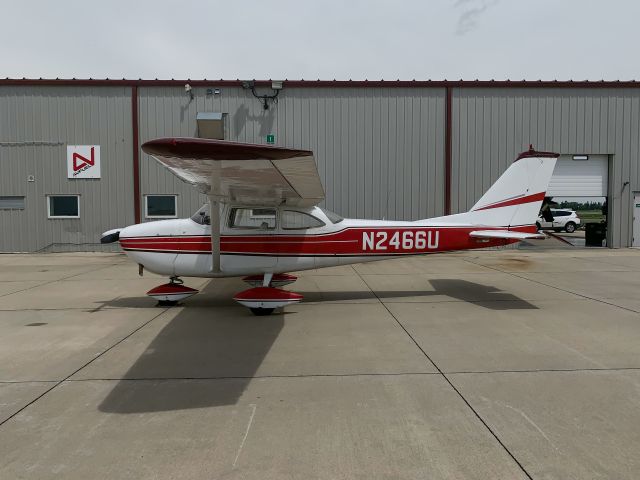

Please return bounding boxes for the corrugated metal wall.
[451,88,640,247]
[0,86,133,252]
[138,86,446,222]
[2,82,640,251]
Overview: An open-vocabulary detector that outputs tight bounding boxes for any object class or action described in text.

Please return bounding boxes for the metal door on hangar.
[546,155,608,198]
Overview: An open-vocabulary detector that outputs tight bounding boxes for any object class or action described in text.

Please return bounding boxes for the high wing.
[141,137,325,207]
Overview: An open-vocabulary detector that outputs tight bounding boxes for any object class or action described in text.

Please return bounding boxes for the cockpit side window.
[229,207,277,229]
[281,210,325,230]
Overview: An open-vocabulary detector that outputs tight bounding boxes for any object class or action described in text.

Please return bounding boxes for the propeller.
[100,228,121,244]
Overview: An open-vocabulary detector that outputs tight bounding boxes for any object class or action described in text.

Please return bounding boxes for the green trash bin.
[585,222,606,246]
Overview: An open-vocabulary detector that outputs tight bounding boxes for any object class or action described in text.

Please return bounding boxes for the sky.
[1,0,638,81]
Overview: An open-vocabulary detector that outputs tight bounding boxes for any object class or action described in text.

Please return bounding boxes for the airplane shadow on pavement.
[98,277,534,414]
[301,278,538,311]
[99,280,284,414]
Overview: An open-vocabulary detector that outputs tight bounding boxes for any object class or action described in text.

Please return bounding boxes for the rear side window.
[229,208,276,229]
[553,211,569,217]
[281,211,325,230]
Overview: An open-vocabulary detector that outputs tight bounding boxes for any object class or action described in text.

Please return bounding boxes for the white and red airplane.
[101,138,558,315]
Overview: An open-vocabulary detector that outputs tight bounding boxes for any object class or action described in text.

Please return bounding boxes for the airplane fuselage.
[118,205,531,278]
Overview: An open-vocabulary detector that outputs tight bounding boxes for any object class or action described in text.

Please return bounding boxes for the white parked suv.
[537,209,581,233]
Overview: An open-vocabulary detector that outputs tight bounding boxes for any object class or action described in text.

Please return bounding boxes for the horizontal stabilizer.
[469,230,546,240]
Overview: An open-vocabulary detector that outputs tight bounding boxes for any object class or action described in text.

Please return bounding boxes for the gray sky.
[2,0,638,80]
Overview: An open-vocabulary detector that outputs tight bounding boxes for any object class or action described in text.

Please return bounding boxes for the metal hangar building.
[1,78,639,251]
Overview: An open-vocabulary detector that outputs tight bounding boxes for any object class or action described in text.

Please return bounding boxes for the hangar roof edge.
[2,79,640,88]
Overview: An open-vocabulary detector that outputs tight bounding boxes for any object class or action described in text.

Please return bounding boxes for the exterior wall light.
[242,80,283,110]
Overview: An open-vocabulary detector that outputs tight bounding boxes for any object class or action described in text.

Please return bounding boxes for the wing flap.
[142,138,325,206]
[469,230,546,240]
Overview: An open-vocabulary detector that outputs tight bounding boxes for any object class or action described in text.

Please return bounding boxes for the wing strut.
[209,164,222,273]
[209,197,221,273]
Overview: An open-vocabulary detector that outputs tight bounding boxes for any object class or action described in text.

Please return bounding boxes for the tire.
[565,222,576,233]
[250,307,274,316]
[535,222,541,231]
[157,300,178,307]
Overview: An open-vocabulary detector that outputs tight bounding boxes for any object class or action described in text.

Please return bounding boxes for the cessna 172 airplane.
[101,138,558,315]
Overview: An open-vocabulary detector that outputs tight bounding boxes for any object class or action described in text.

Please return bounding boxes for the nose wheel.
[250,307,275,316]
[146,276,199,306]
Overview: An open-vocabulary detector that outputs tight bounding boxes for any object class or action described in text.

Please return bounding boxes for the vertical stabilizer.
[441,146,558,228]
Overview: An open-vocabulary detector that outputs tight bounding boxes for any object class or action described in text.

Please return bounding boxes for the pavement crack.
[0,263,119,299]
[18,366,640,384]
[233,403,257,468]
[448,366,640,374]
[0,380,59,384]
[64,372,440,382]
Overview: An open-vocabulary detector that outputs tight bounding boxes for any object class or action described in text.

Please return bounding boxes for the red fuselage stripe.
[119,225,537,255]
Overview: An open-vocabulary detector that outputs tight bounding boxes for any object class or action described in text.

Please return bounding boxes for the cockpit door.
[222,206,278,270]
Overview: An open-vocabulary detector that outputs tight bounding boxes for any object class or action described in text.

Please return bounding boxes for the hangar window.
[281,210,325,230]
[0,196,25,210]
[145,195,177,218]
[47,195,79,218]
[229,207,276,229]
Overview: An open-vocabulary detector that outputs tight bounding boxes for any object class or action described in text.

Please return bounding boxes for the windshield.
[190,204,210,225]
[320,207,344,224]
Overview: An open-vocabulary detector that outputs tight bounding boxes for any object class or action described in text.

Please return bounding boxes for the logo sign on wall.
[67,145,101,179]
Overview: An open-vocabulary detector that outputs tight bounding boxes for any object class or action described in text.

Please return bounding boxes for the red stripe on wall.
[444,86,452,215]
[131,86,141,223]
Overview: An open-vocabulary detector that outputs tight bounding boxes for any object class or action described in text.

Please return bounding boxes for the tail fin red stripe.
[474,192,546,211]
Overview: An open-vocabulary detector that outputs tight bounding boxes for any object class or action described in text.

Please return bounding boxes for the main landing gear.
[146,273,301,314]
[234,273,302,316]
[146,276,199,306]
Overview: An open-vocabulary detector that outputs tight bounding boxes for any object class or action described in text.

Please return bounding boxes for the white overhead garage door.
[547,155,608,197]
